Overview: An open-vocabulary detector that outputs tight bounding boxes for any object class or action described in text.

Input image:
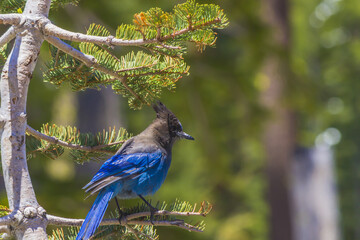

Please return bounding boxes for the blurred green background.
[2,0,360,239]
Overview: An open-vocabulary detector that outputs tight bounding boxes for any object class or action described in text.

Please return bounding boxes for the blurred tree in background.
[1,0,360,239]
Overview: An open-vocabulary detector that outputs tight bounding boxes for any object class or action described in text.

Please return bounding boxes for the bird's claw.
[149,206,158,225]
[118,211,127,225]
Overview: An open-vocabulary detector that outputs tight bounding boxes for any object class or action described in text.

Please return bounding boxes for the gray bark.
[0,0,50,238]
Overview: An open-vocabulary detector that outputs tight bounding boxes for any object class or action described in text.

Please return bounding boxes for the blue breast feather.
[83,149,171,198]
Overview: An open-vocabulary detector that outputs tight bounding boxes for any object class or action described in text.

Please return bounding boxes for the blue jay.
[76,102,194,240]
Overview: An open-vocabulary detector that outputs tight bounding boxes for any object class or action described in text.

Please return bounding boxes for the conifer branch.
[157,18,222,42]
[0,27,16,48]
[0,14,22,25]
[40,18,221,47]
[44,35,144,103]
[115,63,157,73]
[26,125,125,153]
[140,45,182,59]
[124,209,209,220]
[157,43,182,50]
[125,220,202,232]
[127,70,187,78]
[47,200,210,233]
[47,212,204,232]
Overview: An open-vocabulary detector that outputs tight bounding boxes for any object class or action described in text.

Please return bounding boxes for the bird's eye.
[167,114,182,137]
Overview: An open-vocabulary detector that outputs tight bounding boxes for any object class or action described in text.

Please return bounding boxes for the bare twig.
[0,14,22,25]
[125,220,202,232]
[125,209,208,220]
[26,125,124,153]
[0,26,16,48]
[46,215,84,227]
[126,70,185,78]
[156,43,182,50]
[44,35,144,103]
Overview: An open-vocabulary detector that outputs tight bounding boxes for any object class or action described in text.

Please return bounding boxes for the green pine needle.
[0,44,9,70]
[26,123,131,163]
[43,0,228,109]
[0,205,10,217]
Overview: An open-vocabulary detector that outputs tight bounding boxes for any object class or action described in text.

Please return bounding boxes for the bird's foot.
[118,209,127,225]
[115,197,127,225]
[149,206,158,225]
[137,194,158,225]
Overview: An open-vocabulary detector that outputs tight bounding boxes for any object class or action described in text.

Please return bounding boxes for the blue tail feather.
[76,186,116,240]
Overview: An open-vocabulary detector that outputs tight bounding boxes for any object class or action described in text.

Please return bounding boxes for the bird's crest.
[152,101,183,134]
[152,101,176,119]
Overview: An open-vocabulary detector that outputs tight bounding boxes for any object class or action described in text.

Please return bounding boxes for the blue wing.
[83,150,164,195]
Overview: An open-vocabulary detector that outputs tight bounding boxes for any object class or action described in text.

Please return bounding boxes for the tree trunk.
[292,146,340,240]
[261,0,295,240]
[0,0,51,238]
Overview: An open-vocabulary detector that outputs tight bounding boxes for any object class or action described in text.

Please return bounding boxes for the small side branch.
[0,14,22,25]
[44,35,143,103]
[125,209,208,220]
[47,215,83,227]
[44,36,96,66]
[0,26,17,48]
[125,220,202,232]
[0,215,12,226]
[26,125,124,153]
[0,226,10,235]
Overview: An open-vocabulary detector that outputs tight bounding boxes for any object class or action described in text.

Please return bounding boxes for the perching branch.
[47,208,206,232]
[0,14,22,25]
[44,35,144,103]
[124,220,202,232]
[26,125,124,153]
[125,210,208,222]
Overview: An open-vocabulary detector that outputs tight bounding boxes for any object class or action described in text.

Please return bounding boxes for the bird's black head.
[152,101,194,141]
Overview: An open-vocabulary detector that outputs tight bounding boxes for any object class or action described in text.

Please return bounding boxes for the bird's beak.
[177,131,194,140]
